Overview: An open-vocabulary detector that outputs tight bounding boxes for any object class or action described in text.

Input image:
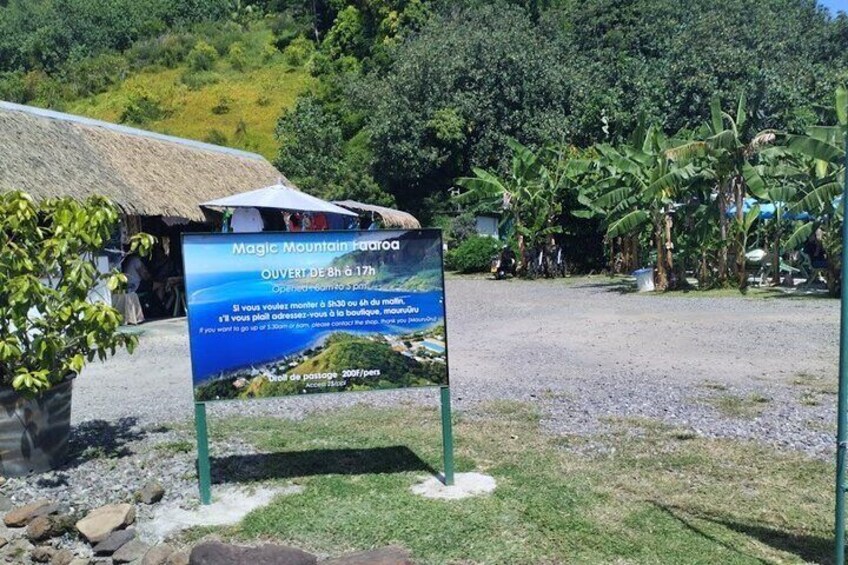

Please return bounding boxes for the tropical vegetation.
[2,0,847,291]
[0,191,153,395]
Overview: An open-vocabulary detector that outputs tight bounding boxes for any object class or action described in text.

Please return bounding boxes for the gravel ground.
[5,276,838,532]
[73,276,839,456]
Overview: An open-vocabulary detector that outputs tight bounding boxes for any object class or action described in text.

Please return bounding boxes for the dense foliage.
[445,236,502,273]
[2,0,847,283]
[0,0,232,73]
[0,192,153,395]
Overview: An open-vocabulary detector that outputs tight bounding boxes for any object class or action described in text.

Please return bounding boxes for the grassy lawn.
[195,401,834,564]
[67,25,312,160]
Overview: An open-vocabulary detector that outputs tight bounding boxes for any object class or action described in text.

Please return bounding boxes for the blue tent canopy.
[726,197,812,221]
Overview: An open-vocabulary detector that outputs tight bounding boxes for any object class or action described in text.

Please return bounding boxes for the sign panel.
[183,230,448,402]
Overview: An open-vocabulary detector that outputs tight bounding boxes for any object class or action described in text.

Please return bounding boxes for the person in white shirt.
[230,207,264,233]
[123,254,150,294]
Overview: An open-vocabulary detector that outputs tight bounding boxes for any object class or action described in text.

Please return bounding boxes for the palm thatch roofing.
[332,200,421,229]
[0,101,284,221]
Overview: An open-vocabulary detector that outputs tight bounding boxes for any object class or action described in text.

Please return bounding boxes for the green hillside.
[66,24,313,160]
[291,334,445,391]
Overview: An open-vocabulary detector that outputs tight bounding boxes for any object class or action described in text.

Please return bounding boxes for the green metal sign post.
[836,130,848,565]
[440,385,455,486]
[193,387,456,504]
[195,402,212,505]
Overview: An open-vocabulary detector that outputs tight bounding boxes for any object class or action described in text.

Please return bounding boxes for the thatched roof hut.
[332,200,421,229]
[0,101,283,221]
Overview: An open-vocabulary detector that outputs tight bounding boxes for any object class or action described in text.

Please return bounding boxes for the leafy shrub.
[261,43,278,63]
[283,36,315,67]
[180,70,220,90]
[0,191,154,395]
[187,40,218,72]
[204,129,228,145]
[228,41,247,71]
[270,12,308,51]
[126,32,195,69]
[207,21,244,56]
[0,71,27,103]
[448,213,479,245]
[211,95,232,115]
[22,71,67,107]
[445,235,500,273]
[63,52,129,97]
[120,90,168,124]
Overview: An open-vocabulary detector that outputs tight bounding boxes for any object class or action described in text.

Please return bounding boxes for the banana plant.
[590,123,693,290]
[666,93,777,289]
[454,139,589,267]
[783,86,847,293]
[454,138,542,260]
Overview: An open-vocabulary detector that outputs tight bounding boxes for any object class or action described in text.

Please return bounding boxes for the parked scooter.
[491,246,517,280]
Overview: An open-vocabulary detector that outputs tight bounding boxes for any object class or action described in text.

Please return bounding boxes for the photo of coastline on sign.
[182,230,448,402]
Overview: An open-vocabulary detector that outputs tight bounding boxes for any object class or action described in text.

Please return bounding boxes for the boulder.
[26,516,54,542]
[27,514,71,542]
[142,543,175,565]
[92,528,135,555]
[75,503,135,543]
[137,482,165,505]
[68,559,91,565]
[113,539,150,564]
[50,548,76,565]
[30,545,56,563]
[189,541,317,565]
[4,499,58,527]
[321,546,414,565]
[166,551,190,565]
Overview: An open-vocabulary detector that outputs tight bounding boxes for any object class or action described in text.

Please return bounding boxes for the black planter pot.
[0,377,73,476]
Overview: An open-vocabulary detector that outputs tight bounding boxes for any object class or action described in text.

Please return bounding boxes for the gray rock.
[31,545,56,563]
[112,540,150,564]
[50,548,75,565]
[320,546,413,565]
[0,496,13,512]
[6,537,34,558]
[4,500,58,527]
[141,544,174,565]
[92,528,135,555]
[165,551,189,565]
[137,482,165,505]
[75,504,135,543]
[189,541,317,565]
[67,559,91,565]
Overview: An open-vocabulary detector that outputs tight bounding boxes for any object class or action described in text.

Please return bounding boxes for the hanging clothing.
[230,207,264,233]
[312,213,328,231]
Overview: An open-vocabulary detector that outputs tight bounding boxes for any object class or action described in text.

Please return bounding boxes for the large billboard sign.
[183,230,448,402]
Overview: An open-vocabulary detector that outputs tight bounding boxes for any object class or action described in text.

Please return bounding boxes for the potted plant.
[0,191,153,476]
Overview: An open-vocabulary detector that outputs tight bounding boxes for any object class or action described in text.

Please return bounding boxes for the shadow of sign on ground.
[209,445,437,484]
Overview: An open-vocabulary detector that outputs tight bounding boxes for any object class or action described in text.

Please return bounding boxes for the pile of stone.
[0,480,186,565]
[0,480,413,565]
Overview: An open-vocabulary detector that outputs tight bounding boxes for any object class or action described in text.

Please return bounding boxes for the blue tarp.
[726,197,812,221]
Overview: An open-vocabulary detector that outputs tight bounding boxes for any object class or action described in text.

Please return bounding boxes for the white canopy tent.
[201,183,358,217]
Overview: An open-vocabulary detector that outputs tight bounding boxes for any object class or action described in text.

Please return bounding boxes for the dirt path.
[75,277,840,456]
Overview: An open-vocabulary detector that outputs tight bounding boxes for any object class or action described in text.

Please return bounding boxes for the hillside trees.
[369,3,571,216]
[0,0,233,73]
